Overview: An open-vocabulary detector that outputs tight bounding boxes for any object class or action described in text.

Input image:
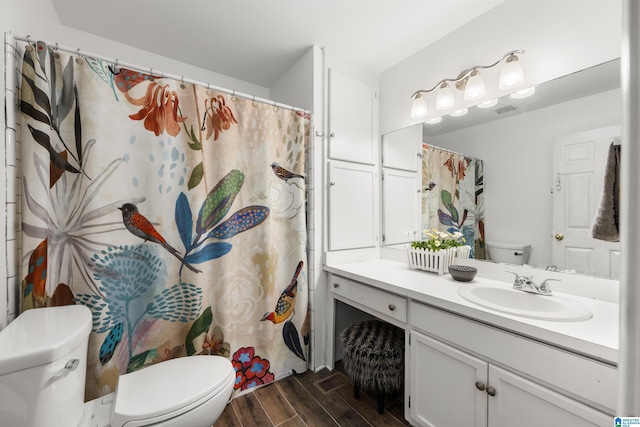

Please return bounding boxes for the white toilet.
[486,241,531,265]
[0,305,236,427]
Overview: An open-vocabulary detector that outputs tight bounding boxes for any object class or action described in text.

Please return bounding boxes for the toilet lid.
[111,356,234,427]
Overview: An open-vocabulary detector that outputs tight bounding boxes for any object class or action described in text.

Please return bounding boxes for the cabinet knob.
[330,132,336,138]
[475,381,485,391]
[333,283,339,288]
[486,386,496,397]
[330,182,336,186]
[388,304,396,311]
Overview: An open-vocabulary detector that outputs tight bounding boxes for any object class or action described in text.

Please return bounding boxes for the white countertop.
[325,258,619,365]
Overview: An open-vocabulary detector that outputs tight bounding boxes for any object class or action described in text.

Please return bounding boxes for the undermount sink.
[457,284,593,322]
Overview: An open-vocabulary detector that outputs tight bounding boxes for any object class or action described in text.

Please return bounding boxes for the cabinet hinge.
[409,332,411,345]
[408,396,411,408]
[382,235,386,243]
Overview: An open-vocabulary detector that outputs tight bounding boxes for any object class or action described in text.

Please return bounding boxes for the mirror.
[382,58,621,279]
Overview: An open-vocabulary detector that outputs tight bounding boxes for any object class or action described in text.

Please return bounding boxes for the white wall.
[0,0,271,328]
[380,0,622,135]
[428,88,621,269]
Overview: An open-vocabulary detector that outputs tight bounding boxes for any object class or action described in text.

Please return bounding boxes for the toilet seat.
[110,356,235,427]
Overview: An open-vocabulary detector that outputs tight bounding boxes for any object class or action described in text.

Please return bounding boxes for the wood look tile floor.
[214,367,410,427]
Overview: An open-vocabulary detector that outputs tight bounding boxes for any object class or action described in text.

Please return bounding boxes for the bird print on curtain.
[18,40,310,400]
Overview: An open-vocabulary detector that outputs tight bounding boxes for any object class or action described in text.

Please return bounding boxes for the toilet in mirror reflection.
[486,242,531,265]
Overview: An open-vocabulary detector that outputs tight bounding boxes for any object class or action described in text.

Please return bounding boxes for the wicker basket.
[407,245,471,275]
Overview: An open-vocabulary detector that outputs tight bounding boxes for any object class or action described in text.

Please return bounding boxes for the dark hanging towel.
[591,142,621,241]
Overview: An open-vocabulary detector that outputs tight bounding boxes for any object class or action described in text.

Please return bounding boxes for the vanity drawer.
[331,275,407,324]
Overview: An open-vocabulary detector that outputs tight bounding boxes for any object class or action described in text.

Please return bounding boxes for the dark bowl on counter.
[448,265,477,282]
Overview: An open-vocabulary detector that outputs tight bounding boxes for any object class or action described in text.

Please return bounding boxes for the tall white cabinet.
[325,55,379,252]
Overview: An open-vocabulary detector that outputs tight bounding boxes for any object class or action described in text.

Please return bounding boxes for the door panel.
[552,125,621,278]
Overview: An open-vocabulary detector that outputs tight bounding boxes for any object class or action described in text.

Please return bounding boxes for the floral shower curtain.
[422,144,485,258]
[18,41,310,400]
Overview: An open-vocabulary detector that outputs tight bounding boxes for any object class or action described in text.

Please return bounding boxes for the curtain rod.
[11,33,311,115]
[423,143,482,162]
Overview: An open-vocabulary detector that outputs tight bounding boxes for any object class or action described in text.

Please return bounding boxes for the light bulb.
[477,98,498,109]
[499,55,524,89]
[464,70,486,100]
[411,94,428,118]
[425,117,442,124]
[450,108,468,117]
[435,83,455,110]
[510,86,536,99]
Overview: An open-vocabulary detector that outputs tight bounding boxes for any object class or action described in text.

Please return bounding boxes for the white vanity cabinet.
[408,301,615,427]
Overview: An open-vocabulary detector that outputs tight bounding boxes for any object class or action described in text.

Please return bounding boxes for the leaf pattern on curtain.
[19,42,310,400]
[422,144,485,258]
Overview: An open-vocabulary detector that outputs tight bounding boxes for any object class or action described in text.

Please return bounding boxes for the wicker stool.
[340,319,404,414]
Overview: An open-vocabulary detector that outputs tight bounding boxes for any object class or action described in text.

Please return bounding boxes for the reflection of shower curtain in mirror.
[18,41,310,401]
[422,144,485,259]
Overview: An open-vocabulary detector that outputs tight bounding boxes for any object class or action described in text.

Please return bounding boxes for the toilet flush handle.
[52,359,80,381]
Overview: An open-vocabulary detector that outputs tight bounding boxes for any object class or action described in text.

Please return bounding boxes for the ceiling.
[49,0,505,88]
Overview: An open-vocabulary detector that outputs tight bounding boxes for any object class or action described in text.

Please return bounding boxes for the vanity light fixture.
[409,49,525,118]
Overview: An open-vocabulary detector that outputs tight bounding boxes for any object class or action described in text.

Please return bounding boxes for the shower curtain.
[18,41,310,400]
[422,144,485,258]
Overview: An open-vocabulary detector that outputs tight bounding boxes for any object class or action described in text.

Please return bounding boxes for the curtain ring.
[252,95,257,107]
[54,42,59,51]
[231,90,237,102]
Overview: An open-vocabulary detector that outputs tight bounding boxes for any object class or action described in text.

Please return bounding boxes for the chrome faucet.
[506,271,559,296]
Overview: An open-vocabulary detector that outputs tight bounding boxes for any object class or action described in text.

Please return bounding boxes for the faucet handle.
[506,271,521,287]
[539,278,559,294]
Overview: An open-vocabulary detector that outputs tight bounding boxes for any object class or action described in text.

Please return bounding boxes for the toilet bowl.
[0,305,235,427]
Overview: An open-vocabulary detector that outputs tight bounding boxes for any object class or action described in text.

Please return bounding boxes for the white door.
[488,365,611,427]
[410,330,488,427]
[328,161,377,250]
[382,168,420,246]
[551,125,621,278]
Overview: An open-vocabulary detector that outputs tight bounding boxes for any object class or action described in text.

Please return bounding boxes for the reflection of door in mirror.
[552,125,621,278]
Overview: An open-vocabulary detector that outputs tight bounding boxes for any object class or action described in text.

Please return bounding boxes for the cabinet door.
[328,161,377,250]
[410,330,488,427]
[488,365,611,427]
[382,124,422,171]
[328,69,376,164]
[382,168,420,245]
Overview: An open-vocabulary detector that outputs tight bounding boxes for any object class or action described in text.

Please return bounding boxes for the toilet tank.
[0,305,92,427]
[486,242,531,265]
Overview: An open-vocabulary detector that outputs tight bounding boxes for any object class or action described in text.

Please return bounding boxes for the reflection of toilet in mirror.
[486,242,531,265]
[0,305,235,427]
